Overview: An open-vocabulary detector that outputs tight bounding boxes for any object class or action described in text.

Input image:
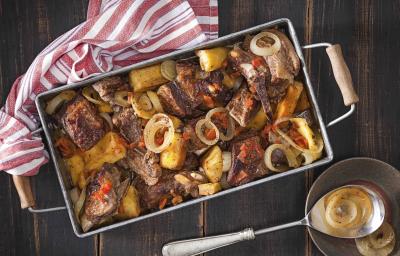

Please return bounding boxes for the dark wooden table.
[1,0,399,255]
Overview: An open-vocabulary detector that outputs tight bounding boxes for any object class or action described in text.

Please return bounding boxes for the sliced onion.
[250,32,281,56]
[206,107,235,141]
[264,144,300,172]
[131,92,156,119]
[274,117,324,159]
[301,136,323,165]
[275,127,323,155]
[144,113,175,153]
[195,118,220,146]
[194,146,210,156]
[82,86,104,105]
[99,112,113,130]
[114,90,130,107]
[45,90,76,114]
[222,151,232,172]
[74,186,86,218]
[147,90,164,113]
[69,187,80,205]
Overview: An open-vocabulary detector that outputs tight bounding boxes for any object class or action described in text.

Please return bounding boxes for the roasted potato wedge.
[295,90,310,112]
[115,186,141,220]
[198,183,222,196]
[246,108,268,130]
[160,133,187,170]
[196,47,229,72]
[65,154,85,187]
[83,132,126,171]
[129,64,169,92]
[201,145,223,183]
[275,81,304,119]
[168,115,183,130]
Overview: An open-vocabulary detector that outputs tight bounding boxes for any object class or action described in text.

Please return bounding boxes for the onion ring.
[82,86,104,105]
[45,90,76,114]
[250,32,281,56]
[195,118,220,146]
[114,90,130,107]
[205,107,235,141]
[144,114,175,153]
[264,144,300,172]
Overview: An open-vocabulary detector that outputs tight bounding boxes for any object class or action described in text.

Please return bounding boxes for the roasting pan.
[14,18,358,238]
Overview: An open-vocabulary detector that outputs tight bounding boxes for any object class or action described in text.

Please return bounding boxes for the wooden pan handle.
[326,44,359,106]
[12,175,35,209]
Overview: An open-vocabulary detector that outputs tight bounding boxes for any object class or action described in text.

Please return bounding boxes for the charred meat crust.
[134,170,207,210]
[157,82,197,118]
[264,29,300,85]
[228,46,273,118]
[226,86,260,127]
[92,76,129,105]
[112,108,143,145]
[117,148,162,186]
[61,96,107,150]
[227,135,268,186]
[82,163,129,231]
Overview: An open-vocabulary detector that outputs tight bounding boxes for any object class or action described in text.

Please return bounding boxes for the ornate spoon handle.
[162,228,255,256]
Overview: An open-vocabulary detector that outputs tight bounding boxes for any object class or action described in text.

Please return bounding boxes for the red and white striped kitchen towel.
[0,0,218,176]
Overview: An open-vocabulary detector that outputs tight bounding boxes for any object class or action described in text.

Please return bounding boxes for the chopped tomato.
[101,182,112,194]
[203,95,215,108]
[93,191,105,202]
[235,170,249,183]
[261,124,273,138]
[204,128,217,140]
[238,150,247,162]
[155,128,166,145]
[244,97,254,108]
[55,136,76,158]
[251,57,264,68]
[289,128,308,149]
[182,131,191,141]
[138,136,145,148]
[159,197,168,210]
[212,112,228,129]
[238,140,263,164]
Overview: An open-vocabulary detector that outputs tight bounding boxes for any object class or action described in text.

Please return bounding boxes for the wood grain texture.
[0,0,399,255]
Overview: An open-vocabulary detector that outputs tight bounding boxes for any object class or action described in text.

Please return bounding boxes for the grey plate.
[35,18,337,237]
[306,157,400,256]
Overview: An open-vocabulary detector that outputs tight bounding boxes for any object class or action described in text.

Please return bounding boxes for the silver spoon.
[162,185,385,256]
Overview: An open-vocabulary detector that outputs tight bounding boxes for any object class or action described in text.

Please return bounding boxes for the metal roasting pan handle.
[13,43,358,213]
[302,42,359,127]
[12,128,66,213]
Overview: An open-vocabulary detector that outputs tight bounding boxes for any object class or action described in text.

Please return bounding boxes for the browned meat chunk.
[112,108,142,144]
[227,136,268,186]
[175,60,202,108]
[183,119,207,152]
[61,96,107,150]
[92,76,129,106]
[182,152,200,171]
[264,29,300,85]
[81,163,129,231]
[157,82,195,118]
[226,86,260,127]
[134,170,207,210]
[118,148,162,186]
[197,70,232,109]
[229,46,273,118]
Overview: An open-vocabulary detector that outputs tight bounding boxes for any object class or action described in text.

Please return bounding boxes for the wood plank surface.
[0,0,399,256]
